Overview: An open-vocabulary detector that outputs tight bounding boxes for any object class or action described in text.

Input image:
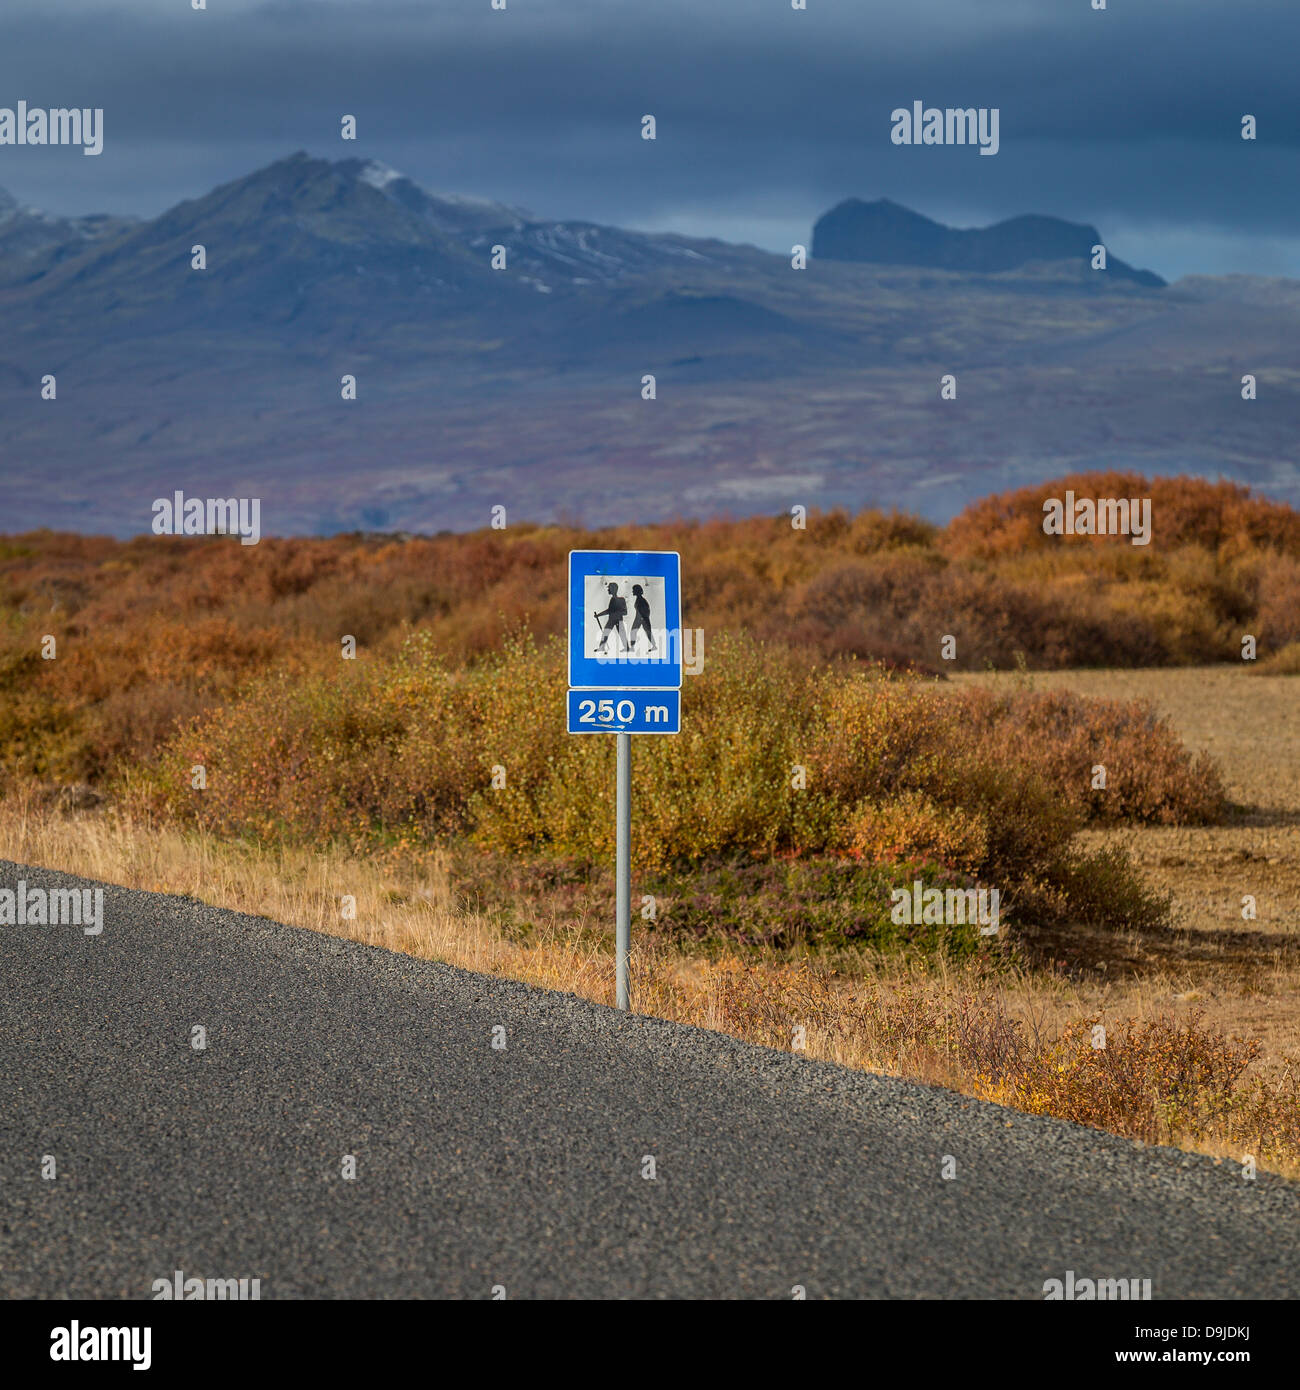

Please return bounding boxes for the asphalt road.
[1,860,1297,1299]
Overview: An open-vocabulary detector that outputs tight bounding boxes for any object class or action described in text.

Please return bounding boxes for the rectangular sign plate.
[568,550,682,690]
[567,688,681,734]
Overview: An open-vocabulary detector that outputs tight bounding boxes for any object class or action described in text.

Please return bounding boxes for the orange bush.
[0,471,1293,790]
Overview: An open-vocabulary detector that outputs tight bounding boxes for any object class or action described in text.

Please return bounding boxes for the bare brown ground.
[954,667,1300,1068]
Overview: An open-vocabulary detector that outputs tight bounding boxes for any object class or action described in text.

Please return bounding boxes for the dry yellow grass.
[0,794,618,1004]
[0,792,981,1069]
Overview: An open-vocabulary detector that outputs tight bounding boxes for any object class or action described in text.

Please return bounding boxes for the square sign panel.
[568,550,681,689]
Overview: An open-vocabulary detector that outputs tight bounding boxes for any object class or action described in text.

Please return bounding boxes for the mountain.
[336,157,728,287]
[0,154,1295,538]
[812,197,1165,287]
[0,154,1165,363]
[0,185,136,271]
[0,158,1165,343]
[4,152,758,339]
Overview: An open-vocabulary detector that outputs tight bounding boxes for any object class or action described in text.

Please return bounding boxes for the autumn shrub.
[1255,553,1300,650]
[4,471,1300,790]
[135,633,480,844]
[944,472,1300,562]
[0,601,291,782]
[778,550,941,663]
[947,685,1228,825]
[450,848,989,955]
[1026,845,1172,934]
[0,690,84,784]
[661,858,988,954]
[126,631,1214,934]
[1256,640,1300,676]
[847,791,989,876]
[995,1013,1262,1146]
[920,567,1162,668]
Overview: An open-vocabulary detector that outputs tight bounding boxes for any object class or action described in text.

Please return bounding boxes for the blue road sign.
[568,550,682,690]
[567,688,681,735]
[566,551,684,1009]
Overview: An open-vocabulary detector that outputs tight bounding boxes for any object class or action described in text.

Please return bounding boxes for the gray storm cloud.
[0,0,1296,279]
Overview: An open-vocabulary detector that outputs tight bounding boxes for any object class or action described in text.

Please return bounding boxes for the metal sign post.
[615,731,631,1011]
[567,550,682,1011]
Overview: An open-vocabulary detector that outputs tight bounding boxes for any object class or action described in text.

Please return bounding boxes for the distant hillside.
[812,197,1165,287]
[0,154,1295,537]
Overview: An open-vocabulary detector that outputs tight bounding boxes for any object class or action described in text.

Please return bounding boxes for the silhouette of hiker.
[629,583,657,652]
[595,583,629,653]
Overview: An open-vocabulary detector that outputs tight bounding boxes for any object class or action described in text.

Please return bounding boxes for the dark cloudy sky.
[1,0,1297,282]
